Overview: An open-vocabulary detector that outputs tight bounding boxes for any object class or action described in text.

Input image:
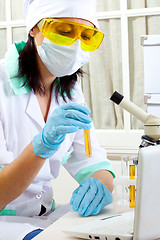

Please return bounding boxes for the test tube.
[129,158,135,208]
[82,103,92,157]
[84,129,92,157]
[121,155,129,205]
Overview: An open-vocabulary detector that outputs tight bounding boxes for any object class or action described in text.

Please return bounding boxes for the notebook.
[64,145,160,240]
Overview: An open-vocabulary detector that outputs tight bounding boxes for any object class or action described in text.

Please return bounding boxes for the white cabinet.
[142,35,160,118]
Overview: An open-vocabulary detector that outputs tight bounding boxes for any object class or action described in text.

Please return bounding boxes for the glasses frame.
[37,18,104,51]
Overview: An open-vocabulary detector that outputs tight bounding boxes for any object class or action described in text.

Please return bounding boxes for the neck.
[37,53,56,93]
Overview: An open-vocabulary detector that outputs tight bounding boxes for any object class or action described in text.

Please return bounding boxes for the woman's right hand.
[32,102,92,159]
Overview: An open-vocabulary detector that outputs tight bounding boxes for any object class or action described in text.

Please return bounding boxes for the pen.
[101,214,121,221]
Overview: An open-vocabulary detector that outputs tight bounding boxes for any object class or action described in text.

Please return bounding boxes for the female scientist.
[0,0,115,239]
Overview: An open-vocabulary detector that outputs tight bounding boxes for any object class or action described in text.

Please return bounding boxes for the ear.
[29,28,35,37]
[29,26,38,37]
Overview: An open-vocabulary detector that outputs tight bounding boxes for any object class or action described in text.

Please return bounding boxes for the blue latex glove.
[70,177,113,217]
[33,102,92,158]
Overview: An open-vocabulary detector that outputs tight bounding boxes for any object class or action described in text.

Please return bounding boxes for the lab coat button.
[35,194,42,199]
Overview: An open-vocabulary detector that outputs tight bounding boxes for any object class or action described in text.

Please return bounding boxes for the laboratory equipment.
[110,91,160,142]
[110,91,160,209]
[129,157,136,208]
[82,103,92,157]
[114,155,137,210]
[141,35,160,119]
[84,129,92,157]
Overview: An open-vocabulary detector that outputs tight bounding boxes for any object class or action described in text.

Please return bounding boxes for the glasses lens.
[81,29,104,51]
[41,20,76,45]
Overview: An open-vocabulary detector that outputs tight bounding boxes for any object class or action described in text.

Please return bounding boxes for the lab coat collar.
[26,88,58,128]
[5,41,31,95]
[26,90,45,128]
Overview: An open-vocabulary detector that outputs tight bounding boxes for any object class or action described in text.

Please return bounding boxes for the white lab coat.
[0,42,114,239]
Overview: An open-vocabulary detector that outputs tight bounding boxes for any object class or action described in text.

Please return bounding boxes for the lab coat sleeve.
[0,60,15,166]
[0,221,43,240]
[63,123,115,184]
[0,119,15,165]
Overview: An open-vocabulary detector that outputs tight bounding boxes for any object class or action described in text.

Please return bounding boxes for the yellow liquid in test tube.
[82,102,92,157]
[129,164,135,208]
[84,129,92,157]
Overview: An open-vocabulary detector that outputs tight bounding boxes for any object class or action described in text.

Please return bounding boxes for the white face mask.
[36,38,90,77]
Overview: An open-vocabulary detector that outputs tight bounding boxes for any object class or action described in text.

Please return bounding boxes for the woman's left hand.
[70,177,113,217]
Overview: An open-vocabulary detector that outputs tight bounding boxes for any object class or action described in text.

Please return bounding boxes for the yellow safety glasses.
[37,18,104,52]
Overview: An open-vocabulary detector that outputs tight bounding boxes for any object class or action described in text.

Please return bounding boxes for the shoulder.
[0,59,13,96]
[0,41,26,97]
[0,59,8,80]
[71,82,85,104]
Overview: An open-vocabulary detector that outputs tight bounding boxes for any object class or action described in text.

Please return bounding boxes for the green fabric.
[0,166,3,171]
[74,161,116,184]
[51,199,55,211]
[15,41,26,53]
[0,207,5,214]
[0,208,16,216]
[5,41,31,95]
[0,200,55,216]
[61,154,71,165]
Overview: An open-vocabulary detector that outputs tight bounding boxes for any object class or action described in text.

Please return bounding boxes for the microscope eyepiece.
[110,91,124,105]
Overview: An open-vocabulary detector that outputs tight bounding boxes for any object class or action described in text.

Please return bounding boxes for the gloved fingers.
[70,188,80,205]
[71,186,89,211]
[46,125,80,142]
[43,125,78,145]
[91,200,103,215]
[63,109,92,123]
[82,180,104,217]
[54,124,91,136]
[60,102,91,115]
[70,179,91,211]
[65,118,91,130]
[91,193,110,215]
[77,178,99,216]
[54,125,79,135]
[92,186,113,215]
[49,111,92,130]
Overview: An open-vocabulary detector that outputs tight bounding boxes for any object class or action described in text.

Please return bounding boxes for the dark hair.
[17,35,83,102]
